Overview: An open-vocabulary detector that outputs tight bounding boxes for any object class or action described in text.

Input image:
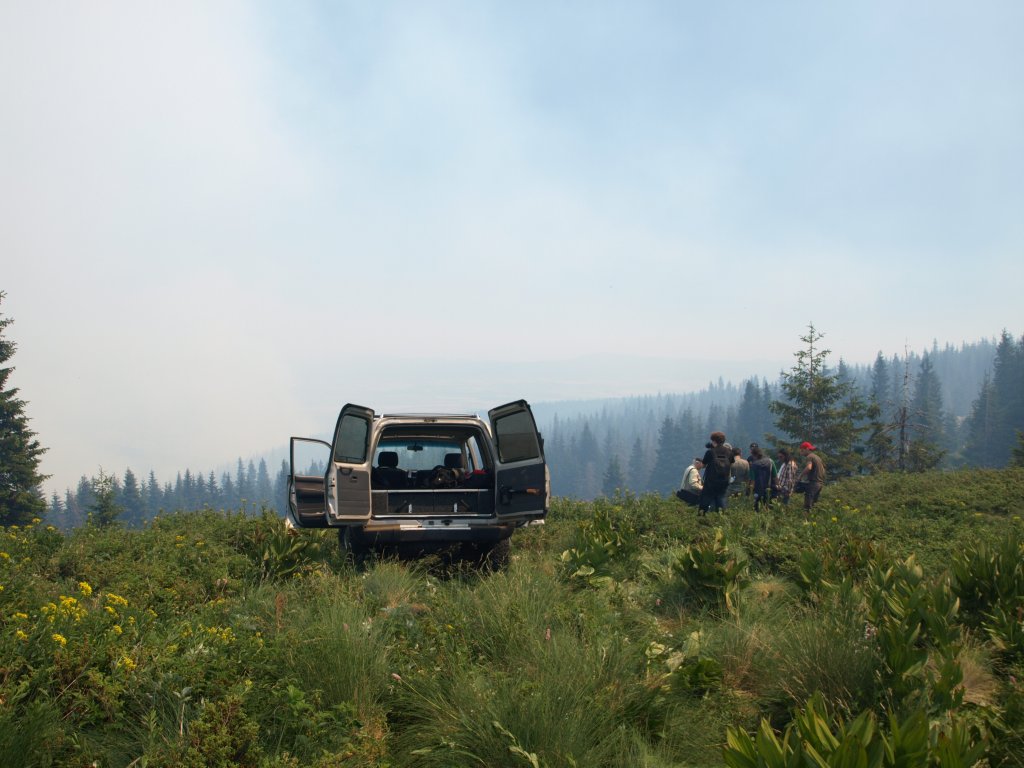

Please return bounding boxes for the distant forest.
[48,458,289,530]
[46,332,1024,527]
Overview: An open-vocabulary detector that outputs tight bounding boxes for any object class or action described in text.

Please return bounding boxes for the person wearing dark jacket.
[698,432,733,516]
[746,443,776,511]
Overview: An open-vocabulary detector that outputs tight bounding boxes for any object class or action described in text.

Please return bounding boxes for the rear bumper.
[349,519,515,546]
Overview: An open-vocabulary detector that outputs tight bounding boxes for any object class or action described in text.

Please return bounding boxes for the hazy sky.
[2,1,1022,494]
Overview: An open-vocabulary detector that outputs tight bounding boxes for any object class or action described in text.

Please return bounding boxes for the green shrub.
[950,533,1024,631]
[723,692,986,768]
[560,498,639,586]
[669,529,750,614]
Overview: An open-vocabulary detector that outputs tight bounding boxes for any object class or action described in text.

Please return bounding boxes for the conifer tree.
[576,423,601,499]
[48,492,65,527]
[256,458,273,505]
[864,352,895,468]
[869,352,890,405]
[273,460,289,514]
[88,470,123,527]
[221,472,236,510]
[120,468,144,526]
[73,476,94,524]
[207,471,220,508]
[769,323,869,475]
[1012,432,1024,468]
[735,379,767,447]
[0,292,48,525]
[627,437,648,493]
[964,332,1024,466]
[195,471,207,502]
[146,471,162,516]
[907,355,947,471]
[601,454,625,497]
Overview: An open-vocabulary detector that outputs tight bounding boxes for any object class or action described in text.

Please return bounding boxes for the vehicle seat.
[443,452,465,479]
[372,451,407,489]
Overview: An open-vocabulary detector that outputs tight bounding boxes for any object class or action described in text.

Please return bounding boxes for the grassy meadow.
[1,469,1023,767]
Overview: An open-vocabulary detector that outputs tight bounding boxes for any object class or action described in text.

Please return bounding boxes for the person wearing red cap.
[798,441,826,513]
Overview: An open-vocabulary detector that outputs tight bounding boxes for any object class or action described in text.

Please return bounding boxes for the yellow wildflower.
[58,595,86,621]
[0,552,9,560]
[118,655,136,672]
[52,633,67,647]
[78,581,92,596]
[105,593,129,607]
[205,625,235,644]
[13,612,28,620]
[105,605,118,616]
[111,625,123,636]
[15,629,28,641]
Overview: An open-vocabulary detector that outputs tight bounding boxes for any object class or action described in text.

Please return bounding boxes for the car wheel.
[338,527,371,565]
[485,537,511,571]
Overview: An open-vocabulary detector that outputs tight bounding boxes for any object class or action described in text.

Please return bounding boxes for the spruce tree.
[120,468,144,526]
[627,437,648,492]
[649,417,684,495]
[864,352,895,468]
[0,292,48,525]
[272,460,289,514]
[907,355,946,471]
[735,379,767,447]
[256,458,273,505]
[601,455,625,497]
[146,471,162,516]
[769,323,869,475]
[1012,432,1024,468]
[207,471,220,509]
[88,470,123,527]
[964,332,1024,466]
[572,422,601,499]
[221,472,236,510]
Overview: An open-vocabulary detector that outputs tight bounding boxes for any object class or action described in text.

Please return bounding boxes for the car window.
[334,413,369,463]
[375,440,457,471]
[493,410,541,462]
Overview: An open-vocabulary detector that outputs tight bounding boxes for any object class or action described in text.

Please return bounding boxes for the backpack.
[705,447,732,485]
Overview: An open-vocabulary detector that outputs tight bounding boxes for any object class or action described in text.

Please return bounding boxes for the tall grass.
[0,470,1020,765]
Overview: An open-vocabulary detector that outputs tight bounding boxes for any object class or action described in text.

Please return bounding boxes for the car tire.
[339,527,372,565]
[485,537,511,571]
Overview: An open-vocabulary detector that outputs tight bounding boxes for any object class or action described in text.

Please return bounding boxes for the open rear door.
[326,404,374,523]
[488,400,548,522]
[288,437,332,528]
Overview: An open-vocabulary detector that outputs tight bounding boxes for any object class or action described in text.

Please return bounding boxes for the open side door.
[326,403,374,523]
[288,437,332,528]
[488,399,548,522]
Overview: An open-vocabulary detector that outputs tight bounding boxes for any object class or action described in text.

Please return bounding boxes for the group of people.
[676,431,826,515]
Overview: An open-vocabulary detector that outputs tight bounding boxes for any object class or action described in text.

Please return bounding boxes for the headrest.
[443,452,464,470]
[378,451,399,468]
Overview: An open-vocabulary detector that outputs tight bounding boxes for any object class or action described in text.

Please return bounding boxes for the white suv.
[287,399,549,564]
